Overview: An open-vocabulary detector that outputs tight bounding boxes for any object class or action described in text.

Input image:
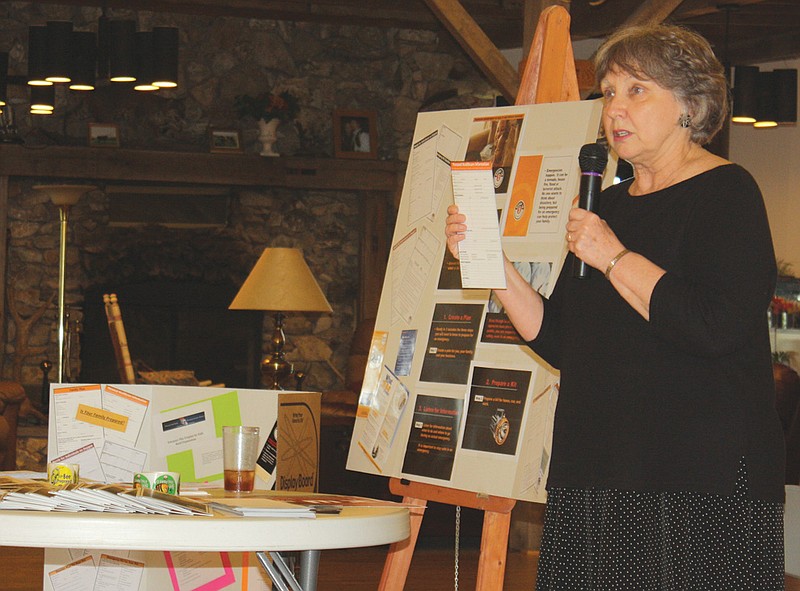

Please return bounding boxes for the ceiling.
[20,0,800,65]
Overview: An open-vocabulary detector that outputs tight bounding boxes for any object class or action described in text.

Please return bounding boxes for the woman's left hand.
[565,207,625,273]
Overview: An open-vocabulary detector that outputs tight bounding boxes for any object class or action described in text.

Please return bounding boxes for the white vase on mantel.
[257,117,280,157]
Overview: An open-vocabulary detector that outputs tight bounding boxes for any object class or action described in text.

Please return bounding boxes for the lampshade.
[109,20,137,82]
[45,21,73,83]
[0,52,8,106]
[754,70,778,128]
[134,32,158,91]
[30,84,55,113]
[34,184,96,206]
[69,31,97,91]
[732,65,759,124]
[152,27,179,88]
[96,14,110,80]
[27,26,52,87]
[775,69,798,124]
[229,248,332,313]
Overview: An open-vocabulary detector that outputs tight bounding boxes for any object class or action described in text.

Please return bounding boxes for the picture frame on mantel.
[209,128,243,153]
[88,123,120,148]
[333,109,378,159]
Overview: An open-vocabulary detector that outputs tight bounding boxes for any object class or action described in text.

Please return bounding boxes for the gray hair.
[594,24,729,145]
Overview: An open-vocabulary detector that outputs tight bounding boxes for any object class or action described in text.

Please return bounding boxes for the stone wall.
[0,4,498,401]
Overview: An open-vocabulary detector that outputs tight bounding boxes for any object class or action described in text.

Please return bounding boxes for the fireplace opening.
[80,280,263,389]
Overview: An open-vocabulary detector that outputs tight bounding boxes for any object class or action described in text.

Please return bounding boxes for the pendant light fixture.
[134,32,158,91]
[14,16,180,114]
[753,71,778,128]
[27,26,52,87]
[69,31,97,91]
[96,12,110,81]
[45,21,73,84]
[732,66,759,124]
[774,69,798,124]
[109,19,137,83]
[0,52,8,108]
[152,27,179,88]
[30,85,55,114]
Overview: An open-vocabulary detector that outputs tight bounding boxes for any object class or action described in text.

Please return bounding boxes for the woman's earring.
[679,113,692,128]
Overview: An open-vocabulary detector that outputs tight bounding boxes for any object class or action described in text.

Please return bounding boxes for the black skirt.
[535,459,785,590]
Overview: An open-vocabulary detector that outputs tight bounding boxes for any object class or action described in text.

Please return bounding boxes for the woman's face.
[600,66,688,169]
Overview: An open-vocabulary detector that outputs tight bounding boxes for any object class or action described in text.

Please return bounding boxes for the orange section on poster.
[503,154,543,237]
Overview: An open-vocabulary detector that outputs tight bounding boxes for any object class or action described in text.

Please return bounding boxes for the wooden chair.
[102,293,222,387]
[103,293,137,384]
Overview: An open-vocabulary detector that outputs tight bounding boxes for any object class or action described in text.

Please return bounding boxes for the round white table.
[0,502,410,591]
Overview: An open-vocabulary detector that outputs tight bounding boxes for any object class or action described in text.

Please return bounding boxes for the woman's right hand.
[445,204,466,259]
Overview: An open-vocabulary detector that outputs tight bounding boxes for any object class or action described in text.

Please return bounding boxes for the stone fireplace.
[4,177,364,399]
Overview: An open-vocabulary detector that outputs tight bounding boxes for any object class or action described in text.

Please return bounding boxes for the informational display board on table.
[346,100,610,503]
[44,384,319,591]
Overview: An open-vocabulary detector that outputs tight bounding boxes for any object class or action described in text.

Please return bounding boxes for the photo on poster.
[461,366,532,455]
[503,154,543,236]
[464,114,525,194]
[419,303,485,384]
[402,394,464,480]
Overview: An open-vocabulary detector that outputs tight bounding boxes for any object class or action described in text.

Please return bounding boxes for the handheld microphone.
[573,142,609,279]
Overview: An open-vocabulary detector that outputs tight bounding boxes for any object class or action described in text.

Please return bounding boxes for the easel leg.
[475,510,512,591]
[378,498,428,591]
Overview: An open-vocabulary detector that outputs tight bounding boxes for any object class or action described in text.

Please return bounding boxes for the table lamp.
[229,247,332,390]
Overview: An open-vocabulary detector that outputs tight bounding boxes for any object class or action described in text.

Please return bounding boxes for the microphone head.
[578,143,608,174]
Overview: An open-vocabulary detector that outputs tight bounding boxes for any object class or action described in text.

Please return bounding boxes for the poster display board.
[346,100,608,503]
[44,384,320,591]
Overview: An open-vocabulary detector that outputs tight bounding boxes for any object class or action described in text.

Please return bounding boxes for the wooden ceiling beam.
[423,0,521,102]
[673,0,771,20]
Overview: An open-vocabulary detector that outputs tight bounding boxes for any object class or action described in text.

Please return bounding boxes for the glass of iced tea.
[222,425,260,492]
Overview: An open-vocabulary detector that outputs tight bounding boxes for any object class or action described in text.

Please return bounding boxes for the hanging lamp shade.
[134,32,158,91]
[774,69,797,124]
[754,71,778,128]
[69,31,97,91]
[96,14,110,80]
[0,52,8,107]
[109,20,137,82]
[732,65,759,124]
[27,26,52,86]
[30,84,55,113]
[45,21,73,83]
[152,27,178,88]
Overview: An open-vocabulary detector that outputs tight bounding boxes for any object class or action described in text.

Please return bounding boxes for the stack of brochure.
[0,475,410,518]
[208,498,316,518]
[0,476,210,515]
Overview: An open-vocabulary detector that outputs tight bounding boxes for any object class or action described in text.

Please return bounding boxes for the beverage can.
[47,462,80,487]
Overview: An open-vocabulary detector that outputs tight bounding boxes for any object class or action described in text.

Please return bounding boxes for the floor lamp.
[229,248,332,390]
[34,184,95,384]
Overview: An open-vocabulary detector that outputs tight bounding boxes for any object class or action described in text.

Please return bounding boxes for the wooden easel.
[377,6,580,590]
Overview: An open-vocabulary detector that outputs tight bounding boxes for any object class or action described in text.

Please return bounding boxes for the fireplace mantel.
[0,144,403,192]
